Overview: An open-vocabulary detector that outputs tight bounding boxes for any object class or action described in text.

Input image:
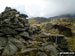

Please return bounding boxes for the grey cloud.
[0,0,75,18]
[45,0,75,17]
[26,0,75,17]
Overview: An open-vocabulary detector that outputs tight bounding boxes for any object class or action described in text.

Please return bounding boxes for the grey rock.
[36,52,47,56]
[0,33,4,36]
[50,34,69,51]
[21,48,37,53]
[28,26,41,34]
[0,27,18,35]
[42,23,53,30]
[15,28,26,32]
[3,19,11,24]
[20,32,29,38]
[8,37,24,48]
[0,37,7,49]
[2,41,18,55]
[40,32,50,38]
[19,32,33,40]
[44,45,58,56]
[5,7,11,11]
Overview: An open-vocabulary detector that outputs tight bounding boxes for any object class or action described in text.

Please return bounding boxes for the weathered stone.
[2,41,18,55]
[0,33,4,36]
[28,26,41,34]
[0,37,7,49]
[8,37,24,49]
[20,32,29,38]
[21,48,37,53]
[15,28,26,32]
[0,27,18,35]
[3,19,10,24]
[42,23,53,30]
[44,45,58,56]
[40,32,50,38]
[50,34,69,51]
[36,52,47,56]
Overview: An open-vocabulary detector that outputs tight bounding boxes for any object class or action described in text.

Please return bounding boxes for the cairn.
[0,7,70,56]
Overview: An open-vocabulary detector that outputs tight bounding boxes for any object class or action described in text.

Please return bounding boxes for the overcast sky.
[0,0,75,18]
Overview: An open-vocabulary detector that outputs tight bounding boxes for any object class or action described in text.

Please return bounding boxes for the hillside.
[28,17,51,24]
[29,15,75,51]
[29,14,75,25]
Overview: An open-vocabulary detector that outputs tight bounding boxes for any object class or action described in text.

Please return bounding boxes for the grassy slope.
[30,19,75,51]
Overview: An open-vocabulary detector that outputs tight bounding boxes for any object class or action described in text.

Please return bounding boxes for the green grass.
[67,32,75,51]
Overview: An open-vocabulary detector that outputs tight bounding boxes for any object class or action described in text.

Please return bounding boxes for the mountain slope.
[28,14,75,25]
[28,17,51,24]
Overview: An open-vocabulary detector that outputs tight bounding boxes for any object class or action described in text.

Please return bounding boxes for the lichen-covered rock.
[44,45,58,56]
[28,25,41,35]
[42,23,53,30]
[0,37,7,50]
[50,34,69,51]
[40,32,51,38]
[2,41,18,55]
[36,52,47,56]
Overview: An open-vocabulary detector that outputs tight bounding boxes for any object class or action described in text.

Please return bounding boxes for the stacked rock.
[0,7,33,55]
[0,7,31,39]
[0,7,44,56]
[39,33,70,51]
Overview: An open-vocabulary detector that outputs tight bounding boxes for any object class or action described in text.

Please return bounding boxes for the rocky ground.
[0,7,71,56]
[30,19,75,51]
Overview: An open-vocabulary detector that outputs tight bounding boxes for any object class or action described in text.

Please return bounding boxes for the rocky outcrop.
[40,33,70,51]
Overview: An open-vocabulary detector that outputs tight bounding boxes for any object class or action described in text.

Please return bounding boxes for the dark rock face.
[40,33,70,51]
[53,24,73,37]
[49,35,69,51]
[0,7,70,56]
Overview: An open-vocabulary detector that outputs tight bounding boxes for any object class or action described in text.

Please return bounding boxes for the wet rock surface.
[0,7,70,56]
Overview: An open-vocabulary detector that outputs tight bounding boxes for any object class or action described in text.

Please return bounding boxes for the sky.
[0,0,75,18]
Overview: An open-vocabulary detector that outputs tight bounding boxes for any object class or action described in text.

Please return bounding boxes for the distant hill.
[28,17,51,24]
[49,14,75,19]
[28,14,75,24]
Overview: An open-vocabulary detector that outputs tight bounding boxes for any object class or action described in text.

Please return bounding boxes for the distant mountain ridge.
[28,17,51,24]
[49,14,75,19]
[28,14,75,24]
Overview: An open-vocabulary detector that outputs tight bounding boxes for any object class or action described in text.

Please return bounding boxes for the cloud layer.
[0,0,75,18]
